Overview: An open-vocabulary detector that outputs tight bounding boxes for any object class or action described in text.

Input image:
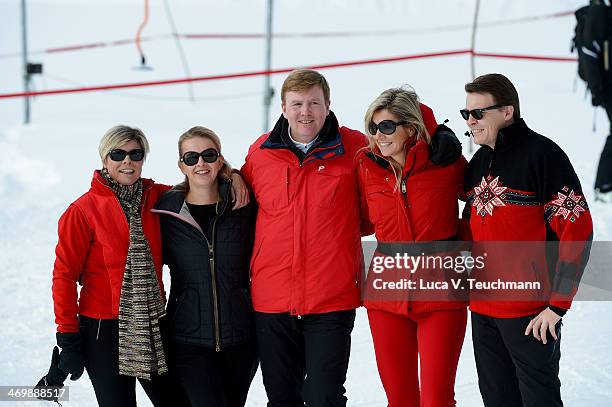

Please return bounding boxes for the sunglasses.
[459,104,501,120]
[180,148,220,166]
[108,149,145,162]
[368,120,408,136]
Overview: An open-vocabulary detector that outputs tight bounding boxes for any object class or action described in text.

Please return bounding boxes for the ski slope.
[1,0,611,405]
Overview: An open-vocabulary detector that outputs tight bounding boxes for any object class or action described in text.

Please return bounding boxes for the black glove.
[34,346,69,401]
[56,332,85,381]
[592,90,603,107]
[429,123,462,166]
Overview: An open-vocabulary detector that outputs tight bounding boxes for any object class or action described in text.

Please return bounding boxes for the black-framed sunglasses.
[368,120,408,136]
[108,149,145,162]
[459,104,502,120]
[180,148,220,166]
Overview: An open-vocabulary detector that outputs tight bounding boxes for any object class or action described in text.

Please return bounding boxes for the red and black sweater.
[463,119,593,318]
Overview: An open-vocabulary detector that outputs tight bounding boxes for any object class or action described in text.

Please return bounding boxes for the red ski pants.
[367,308,467,407]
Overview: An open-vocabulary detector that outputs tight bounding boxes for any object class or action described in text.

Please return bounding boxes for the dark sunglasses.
[368,120,408,136]
[459,104,501,120]
[180,148,219,166]
[108,149,145,162]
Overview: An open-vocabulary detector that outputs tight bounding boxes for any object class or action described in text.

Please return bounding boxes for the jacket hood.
[363,102,461,175]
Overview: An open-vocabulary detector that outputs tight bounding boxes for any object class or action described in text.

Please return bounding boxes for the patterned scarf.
[100,169,167,380]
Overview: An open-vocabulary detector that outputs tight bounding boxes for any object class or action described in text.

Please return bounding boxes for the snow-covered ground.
[1,0,611,405]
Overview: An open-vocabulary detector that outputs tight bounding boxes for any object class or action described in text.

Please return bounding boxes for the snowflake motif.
[473,176,507,217]
[549,186,586,222]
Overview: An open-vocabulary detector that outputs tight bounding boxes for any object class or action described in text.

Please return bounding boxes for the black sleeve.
[582,5,608,95]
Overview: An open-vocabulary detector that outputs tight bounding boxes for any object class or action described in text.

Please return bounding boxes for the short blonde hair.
[281,69,330,104]
[98,125,149,162]
[175,126,232,192]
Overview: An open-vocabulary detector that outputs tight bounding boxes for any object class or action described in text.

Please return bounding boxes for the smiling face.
[282,85,330,143]
[371,108,414,166]
[103,139,144,186]
[178,136,224,190]
[465,91,514,149]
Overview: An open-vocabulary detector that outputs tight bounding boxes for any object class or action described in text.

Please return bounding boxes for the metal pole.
[468,0,480,153]
[470,0,480,80]
[21,0,31,124]
[262,0,274,133]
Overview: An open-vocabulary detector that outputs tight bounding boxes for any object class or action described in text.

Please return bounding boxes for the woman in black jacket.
[153,126,258,407]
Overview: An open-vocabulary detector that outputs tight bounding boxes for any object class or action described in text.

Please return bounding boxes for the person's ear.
[505,105,515,120]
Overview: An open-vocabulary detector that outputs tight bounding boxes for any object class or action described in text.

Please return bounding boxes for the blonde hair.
[98,125,149,163]
[363,87,430,189]
[175,126,232,192]
[281,69,330,104]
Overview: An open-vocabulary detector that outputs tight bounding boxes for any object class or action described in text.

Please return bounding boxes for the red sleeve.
[356,155,375,237]
[52,204,93,333]
[241,139,263,189]
[541,147,593,310]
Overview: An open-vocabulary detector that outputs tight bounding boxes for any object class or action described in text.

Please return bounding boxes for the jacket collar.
[492,118,529,151]
[366,138,432,178]
[90,169,153,194]
[262,111,345,163]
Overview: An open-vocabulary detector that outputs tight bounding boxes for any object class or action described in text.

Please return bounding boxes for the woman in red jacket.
[357,87,468,407]
[45,125,173,406]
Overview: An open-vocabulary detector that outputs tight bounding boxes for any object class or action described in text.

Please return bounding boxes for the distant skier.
[461,73,593,407]
[575,0,612,201]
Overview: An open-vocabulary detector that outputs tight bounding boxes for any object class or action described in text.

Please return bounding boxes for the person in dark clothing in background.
[153,126,258,407]
[578,0,612,201]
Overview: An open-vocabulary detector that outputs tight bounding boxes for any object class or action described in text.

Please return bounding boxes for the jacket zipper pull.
[401,179,407,194]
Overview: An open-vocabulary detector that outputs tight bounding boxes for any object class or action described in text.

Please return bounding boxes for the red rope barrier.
[0,50,471,99]
[473,51,578,62]
[0,49,579,100]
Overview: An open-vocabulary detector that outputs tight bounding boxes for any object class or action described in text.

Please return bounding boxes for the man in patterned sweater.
[461,73,593,407]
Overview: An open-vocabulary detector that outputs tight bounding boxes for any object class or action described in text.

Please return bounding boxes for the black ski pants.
[169,341,258,407]
[255,310,355,407]
[471,312,563,407]
[595,92,612,192]
[80,316,183,407]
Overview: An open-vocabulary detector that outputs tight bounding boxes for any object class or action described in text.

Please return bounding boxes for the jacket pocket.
[169,287,201,335]
[255,165,290,210]
[308,165,350,208]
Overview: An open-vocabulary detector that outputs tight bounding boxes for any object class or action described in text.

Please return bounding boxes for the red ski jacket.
[357,104,468,316]
[52,170,169,333]
[241,112,370,316]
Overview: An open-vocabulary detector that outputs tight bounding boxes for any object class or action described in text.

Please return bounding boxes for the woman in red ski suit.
[356,87,468,407]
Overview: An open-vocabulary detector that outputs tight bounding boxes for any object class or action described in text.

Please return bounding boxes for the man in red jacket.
[461,73,593,407]
[241,69,369,407]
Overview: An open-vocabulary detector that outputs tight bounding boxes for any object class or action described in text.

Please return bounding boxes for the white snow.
[1,0,611,405]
